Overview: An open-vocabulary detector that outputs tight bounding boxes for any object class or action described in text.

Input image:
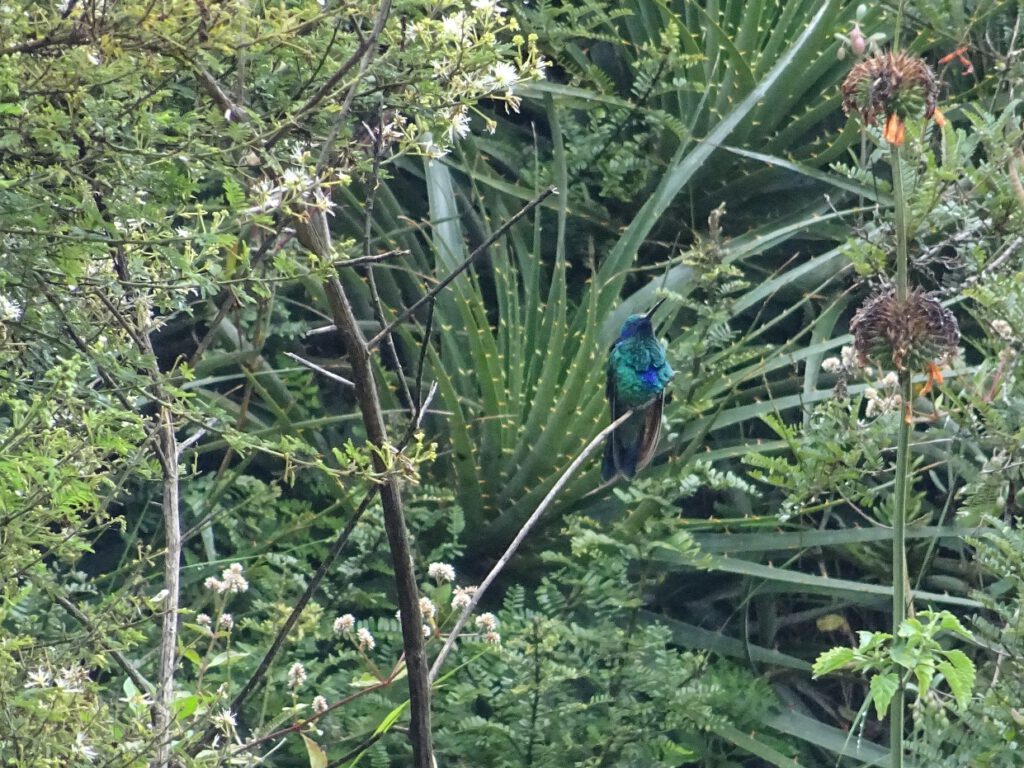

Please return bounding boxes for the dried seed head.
[842,51,938,130]
[851,288,959,373]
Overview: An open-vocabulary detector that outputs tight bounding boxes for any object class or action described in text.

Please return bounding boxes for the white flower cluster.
[204,562,249,594]
[820,345,863,376]
[451,585,477,610]
[864,371,902,418]
[287,661,307,689]
[428,562,456,583]
[475,612,500,644]
[398,0,550,159]
[357,627,376,651]
[991,319,1014,341]
[333,613,355,634]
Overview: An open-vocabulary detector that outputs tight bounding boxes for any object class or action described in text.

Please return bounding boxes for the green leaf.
[301,734,329,768]
[938,649,976,710]
[914,660,935,699]
[206,649,249,668]
[937,610,974,640]
[870,672,900,720]
[812,646,855,677]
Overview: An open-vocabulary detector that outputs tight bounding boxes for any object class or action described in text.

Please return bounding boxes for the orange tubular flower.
[884,114,906,146]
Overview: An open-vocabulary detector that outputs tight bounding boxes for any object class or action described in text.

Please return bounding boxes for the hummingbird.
[601,298,675,481]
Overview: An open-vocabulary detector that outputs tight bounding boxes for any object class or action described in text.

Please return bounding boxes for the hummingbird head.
[616,298,666,341]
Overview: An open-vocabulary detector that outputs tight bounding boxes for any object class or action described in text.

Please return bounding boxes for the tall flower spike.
[841,51,938,145]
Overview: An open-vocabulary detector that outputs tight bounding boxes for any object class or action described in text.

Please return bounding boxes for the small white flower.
[471,0,507,15]
[204,576,223,592]
[484,630,501,644]
[120,688,152,709]
[333,614,355,634]
[992,319,1014,340]
[490,61,518,90]
[287,662,307,689]
[219,613,234,631]
[864,386,901,418]
[0,295,23,321]
[422,624,432,638]
[312,695,329,714]
[72,733,97,762]
[55,664,88,693]
[427,562,456,583]
[820,357,842,374]
[24,666,51,689]
[357,627,376,651]
[441,10,467,39]
[196,613,212,627]
[419,596,437,621]
[840,344,861,371]
[281,167,312,194]
[531,56,551,80]
[475,612,498,632]
[880,371,899,389]
[446,107,471,143]
[451,585,477,610]
[211,708,236,734]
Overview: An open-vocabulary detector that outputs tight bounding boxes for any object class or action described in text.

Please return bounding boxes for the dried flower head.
[419,596,437,621]
[841,51,939,145]
[851,288,959,378]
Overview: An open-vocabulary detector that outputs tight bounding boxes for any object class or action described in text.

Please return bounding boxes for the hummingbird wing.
[601,359,622,480]
[602,361,651,480]
[632,389,664,475]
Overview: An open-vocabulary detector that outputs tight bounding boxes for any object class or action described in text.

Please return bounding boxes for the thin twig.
[53,594,152,696]
[283,351,355,387]
[366,186,557,349]
[266,0,393,152]
[428,408,635,682]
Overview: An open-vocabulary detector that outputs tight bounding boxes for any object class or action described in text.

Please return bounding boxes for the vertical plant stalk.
[153,404,181,768]
[323,273,432,763]
[889,141,910,768]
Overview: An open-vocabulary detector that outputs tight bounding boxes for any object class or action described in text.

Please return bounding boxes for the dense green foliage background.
[3,0,1024,765]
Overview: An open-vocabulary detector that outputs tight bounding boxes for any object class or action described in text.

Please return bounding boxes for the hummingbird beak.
[645,297,667,319]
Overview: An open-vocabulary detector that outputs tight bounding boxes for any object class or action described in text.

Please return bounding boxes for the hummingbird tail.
[601,394,664,481]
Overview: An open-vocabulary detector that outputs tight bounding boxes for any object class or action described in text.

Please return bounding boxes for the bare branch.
[152,405,181,768]
[428,409,635,682]
[324,271,434,766]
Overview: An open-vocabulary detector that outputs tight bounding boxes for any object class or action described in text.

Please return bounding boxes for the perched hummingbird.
[601,299,675,481]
